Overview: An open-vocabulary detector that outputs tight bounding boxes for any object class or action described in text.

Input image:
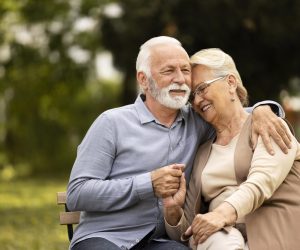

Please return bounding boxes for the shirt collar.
[134,94,187,125]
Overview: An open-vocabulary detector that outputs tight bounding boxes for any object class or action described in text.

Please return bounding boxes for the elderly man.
[67,36,289,250]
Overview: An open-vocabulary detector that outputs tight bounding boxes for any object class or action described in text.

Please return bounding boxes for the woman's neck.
[214,107,249,146]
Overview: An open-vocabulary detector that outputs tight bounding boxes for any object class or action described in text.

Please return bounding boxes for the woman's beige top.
[165,116,300,250]
[202,121,300,219]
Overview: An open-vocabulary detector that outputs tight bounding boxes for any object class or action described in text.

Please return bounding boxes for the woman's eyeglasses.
[189,75,227,102]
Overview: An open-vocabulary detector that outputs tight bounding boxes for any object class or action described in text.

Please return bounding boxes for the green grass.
[0,178,70,250]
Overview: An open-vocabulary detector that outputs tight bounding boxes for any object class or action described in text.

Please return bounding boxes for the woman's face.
[191,65,231,124]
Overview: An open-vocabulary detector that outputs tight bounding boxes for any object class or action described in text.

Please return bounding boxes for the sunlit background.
[0,1,299,249]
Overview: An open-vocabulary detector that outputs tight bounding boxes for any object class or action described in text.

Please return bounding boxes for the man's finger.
[167,183,180,190]
[275,119,292,148]
[260,133,274,155]
[166,175,181,183]
[162,188,179,198]
[251,130,258,150]
[269,131,289,154]
[179,173,186,189]
[171,164,185,171]
[168,168,183,177]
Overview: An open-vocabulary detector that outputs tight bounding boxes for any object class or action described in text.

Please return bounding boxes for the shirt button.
[121,246,127,250]
[135,239,139,243]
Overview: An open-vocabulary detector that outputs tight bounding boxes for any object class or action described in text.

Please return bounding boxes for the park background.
[0,0,300,249]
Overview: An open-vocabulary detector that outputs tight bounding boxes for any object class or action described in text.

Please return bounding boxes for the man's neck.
[144,95,179,128]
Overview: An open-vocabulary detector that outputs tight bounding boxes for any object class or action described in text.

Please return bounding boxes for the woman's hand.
[163,172,186,226]
[185,211,226,245]
[185,202,237,244]
[162,173,186,209]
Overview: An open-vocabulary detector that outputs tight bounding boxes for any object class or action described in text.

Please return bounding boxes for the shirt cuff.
[134,172,154,200]
[252,100,285,118]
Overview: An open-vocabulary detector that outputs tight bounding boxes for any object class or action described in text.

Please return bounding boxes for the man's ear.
[137,71,148,91]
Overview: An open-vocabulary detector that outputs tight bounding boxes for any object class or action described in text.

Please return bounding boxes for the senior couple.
[67,36,300,250]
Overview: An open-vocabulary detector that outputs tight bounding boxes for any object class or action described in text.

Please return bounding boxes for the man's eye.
[162,70,173,74]
[182,69,191,73]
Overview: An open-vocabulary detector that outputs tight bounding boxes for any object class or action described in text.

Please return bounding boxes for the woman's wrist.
[164,206,183,226]
[213,202,237,226]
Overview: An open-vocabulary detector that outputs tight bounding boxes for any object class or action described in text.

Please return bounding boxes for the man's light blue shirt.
[67,95,213,249]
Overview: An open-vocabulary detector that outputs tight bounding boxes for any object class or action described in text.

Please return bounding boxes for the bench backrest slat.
[60,211,80,225]
[57,191,80,241]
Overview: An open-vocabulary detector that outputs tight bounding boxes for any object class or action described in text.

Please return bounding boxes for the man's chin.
[159,97,189,109]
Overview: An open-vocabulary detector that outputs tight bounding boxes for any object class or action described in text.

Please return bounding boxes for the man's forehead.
[151,44,190,65]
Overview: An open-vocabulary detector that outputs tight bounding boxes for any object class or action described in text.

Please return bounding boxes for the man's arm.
[67,113,182,212]
[66,114,154,212]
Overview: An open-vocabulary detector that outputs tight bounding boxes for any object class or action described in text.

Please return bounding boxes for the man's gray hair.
[136,36,182,77]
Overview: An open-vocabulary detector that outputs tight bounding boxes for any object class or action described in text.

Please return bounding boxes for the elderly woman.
[163,48,300,250]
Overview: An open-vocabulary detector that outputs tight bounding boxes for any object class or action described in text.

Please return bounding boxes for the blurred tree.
[101,0,300,105]
[0,0,120,177]
[1,0,300,177]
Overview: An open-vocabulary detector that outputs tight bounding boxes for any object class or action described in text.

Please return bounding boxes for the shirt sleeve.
[251,100,285,117]
[66,113,154,212]
[225,119,299,218]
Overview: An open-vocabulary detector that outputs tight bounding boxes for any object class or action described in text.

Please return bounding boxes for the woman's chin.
[201,111,215,124]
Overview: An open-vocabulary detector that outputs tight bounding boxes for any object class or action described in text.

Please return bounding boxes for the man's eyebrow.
[160,65,175,71]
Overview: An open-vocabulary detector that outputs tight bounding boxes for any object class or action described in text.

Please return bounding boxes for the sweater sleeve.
[225,119,299,219]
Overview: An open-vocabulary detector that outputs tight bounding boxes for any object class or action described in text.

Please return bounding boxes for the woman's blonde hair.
[190,48,248,106]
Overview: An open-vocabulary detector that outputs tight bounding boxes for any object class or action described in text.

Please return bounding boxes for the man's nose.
[173,69,186,84]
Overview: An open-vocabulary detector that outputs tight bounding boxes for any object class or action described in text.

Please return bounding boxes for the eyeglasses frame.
[190,75,228,102]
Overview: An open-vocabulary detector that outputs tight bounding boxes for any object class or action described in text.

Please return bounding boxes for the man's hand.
[252,105,292,155]
[151,164,184,198]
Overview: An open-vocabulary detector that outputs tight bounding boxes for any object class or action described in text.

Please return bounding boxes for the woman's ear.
[227,74,238,93]
[137,71,148,92]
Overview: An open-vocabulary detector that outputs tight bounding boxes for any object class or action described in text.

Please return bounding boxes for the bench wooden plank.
[59,211,80,225]
[57,191,67,204]
[57,191,81,240]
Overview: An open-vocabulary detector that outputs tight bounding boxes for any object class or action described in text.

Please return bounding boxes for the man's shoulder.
[103,103,136,116]
[96,103,138,124]
[181,104,203,123]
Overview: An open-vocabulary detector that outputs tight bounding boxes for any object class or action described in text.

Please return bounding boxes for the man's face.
[147,44,191,109]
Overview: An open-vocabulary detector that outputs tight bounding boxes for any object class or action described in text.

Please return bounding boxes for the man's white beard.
[148,77,191,109]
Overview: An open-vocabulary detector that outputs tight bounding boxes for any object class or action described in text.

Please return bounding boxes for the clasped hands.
[154,164,229,245]
[151,163,186,198]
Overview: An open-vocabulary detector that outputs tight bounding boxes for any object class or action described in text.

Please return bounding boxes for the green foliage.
[0,0,121,176]
[0,178,69,250]
[101,0,300,104]
[1,0,300,177]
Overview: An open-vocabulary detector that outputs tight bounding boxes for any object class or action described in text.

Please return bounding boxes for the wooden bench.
[57,191,80,241]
